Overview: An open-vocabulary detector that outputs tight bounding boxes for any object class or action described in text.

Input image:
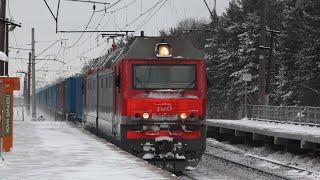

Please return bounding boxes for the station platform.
[207,118,320,149]
[0,117,175,179]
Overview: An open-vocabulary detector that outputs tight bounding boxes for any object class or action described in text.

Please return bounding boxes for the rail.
[242,105,320,125]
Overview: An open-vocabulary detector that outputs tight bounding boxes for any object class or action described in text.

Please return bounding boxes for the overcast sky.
[7,0,229,93]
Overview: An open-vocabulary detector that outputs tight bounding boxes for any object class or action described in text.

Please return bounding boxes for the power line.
[54,42,63,59]
[103,0,122,10]
[72,13,112,58]
[9,47,31,51]
[11,31,23,55]
[64,0,110,5]
[64,11,114,65]
[77,37,108,57]
[112,0,136,12]
[60,30,135,33]
[10,57,66,64]
[120,0,163,30]
[91,0,123,12]
[66,11,95,49]
[203,0,215,20]
[95,0,165,59]
[63,11,108,65]
[113,12,120,30]
[134,0,168,31]
[36,39,68,58]
[64,11,107,50]
[95,0,136,13]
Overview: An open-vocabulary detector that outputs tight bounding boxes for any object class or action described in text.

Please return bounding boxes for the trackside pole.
[31,28,36,119]
[245,81,248,118]
[0,81,2,158]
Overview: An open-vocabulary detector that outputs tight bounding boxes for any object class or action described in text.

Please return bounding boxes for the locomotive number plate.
[152,114,178,121]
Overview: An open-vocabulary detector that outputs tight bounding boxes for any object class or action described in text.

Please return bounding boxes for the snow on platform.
[207,119,320,145]
[0,119,175,180]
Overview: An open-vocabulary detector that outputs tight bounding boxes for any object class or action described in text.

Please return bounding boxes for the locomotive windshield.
[133,65,196,89]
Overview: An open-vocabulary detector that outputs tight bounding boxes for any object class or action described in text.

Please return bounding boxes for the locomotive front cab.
[125,60,207,123]
[112,37,207,172]
[120,58,207,171]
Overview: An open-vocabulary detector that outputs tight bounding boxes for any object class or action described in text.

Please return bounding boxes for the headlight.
[143,113,150,119]
[159,45,170,56]
[156,43,172,57]
[180,113,187,120]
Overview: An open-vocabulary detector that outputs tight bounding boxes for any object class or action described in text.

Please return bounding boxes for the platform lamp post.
[242,73,252,118]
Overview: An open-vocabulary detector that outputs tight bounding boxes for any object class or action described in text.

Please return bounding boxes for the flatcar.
[83,35,207,172]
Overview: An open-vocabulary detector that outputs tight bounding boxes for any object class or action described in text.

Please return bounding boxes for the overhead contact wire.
[95,0,136,13]
[66,11,95,49]
[134,0,168,31]
[120,0,163,30]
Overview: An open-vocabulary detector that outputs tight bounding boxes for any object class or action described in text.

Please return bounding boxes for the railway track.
[205,144,320,180]
[203,152,288,180]
[180,174,198,180]
[181,150,286,180]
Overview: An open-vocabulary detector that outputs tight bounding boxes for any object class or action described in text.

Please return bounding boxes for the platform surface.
[0,118,175,180]
[207,119,320,144]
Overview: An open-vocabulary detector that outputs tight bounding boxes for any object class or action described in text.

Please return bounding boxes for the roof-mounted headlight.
[156,43,172,57]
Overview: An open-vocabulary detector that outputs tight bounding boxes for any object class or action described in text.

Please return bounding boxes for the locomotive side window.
[133,65,197,89]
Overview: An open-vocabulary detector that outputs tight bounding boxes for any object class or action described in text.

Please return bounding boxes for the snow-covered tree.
[275,0,320,106]
[205,0,262,118]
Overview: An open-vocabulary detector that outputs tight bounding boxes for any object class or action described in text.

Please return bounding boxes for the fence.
[207,106,239,120]
[244,105,320,125]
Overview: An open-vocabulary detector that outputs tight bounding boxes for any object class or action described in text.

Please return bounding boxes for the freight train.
[36,35,207,172]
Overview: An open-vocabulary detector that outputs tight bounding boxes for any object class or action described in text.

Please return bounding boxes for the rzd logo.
[157,105,173,112]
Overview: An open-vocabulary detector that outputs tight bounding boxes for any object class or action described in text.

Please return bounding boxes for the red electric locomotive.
[84,35,207,172]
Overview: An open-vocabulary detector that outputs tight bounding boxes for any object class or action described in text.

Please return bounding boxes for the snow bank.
[208,119,320,138]
[0,118,173,179]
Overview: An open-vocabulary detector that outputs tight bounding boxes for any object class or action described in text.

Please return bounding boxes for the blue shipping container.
[75,76,83,121]
[52,84,58,109]
[65,77,76,113]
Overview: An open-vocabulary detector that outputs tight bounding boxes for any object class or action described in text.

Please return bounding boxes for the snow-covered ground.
[206,138,320,179]
[183,147,282,180]
[0,116,175,180]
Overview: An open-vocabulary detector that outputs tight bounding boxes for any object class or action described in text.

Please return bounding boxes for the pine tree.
[205,0,262,118]
[275,0,320,106]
